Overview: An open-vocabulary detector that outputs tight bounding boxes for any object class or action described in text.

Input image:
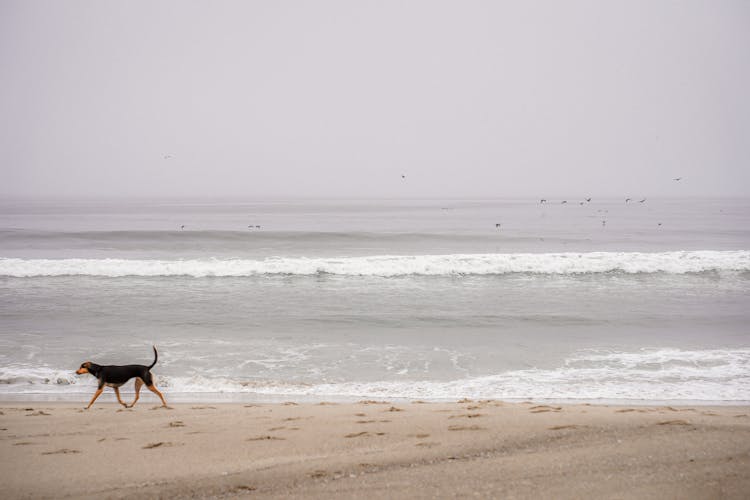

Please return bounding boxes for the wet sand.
[1,400,749,499]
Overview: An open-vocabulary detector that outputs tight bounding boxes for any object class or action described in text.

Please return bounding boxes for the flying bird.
[561,200,567,204]
[180,225,185,230]
[639,198,646,203]
[625,198,632,203]
[673,177,682,181]
[585,198,591,202]
[540,199,547,204]
[495,223,502,229]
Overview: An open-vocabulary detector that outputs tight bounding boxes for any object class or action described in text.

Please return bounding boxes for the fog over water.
[2,1,749,199]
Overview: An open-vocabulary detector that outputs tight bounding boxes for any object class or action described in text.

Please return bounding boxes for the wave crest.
[0,251,748,277]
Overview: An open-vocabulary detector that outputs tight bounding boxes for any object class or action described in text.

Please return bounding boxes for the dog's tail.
[149,345,158,369]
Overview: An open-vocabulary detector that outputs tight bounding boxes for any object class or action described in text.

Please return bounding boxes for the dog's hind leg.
[113,387,128,408]
[129,378,144,408]
[146,383,168,407]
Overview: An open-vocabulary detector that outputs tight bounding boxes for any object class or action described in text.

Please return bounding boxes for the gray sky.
[1,0,748,199]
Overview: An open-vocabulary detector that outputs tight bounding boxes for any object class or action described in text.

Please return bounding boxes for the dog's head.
[76,362,92,375]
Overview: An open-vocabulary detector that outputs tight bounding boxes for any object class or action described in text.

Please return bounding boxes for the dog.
[76,346,168,409]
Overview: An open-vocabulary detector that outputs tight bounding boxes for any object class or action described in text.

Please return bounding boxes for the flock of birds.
[495,177,684,230]
[170,161,683,231]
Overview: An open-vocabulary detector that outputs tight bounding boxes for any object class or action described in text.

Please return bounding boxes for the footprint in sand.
[346,431,388,438]
[358,400,390,405]
[308,470,328,478]
[386,406,403,412]
[356,420,377,424]
[449,413,484,419]
[267,425,299,431]
[26,411,51,417]
[13,441,34,446]
[415,441,440,448]
[529,406,561,413]
[345,431,370,438]
[447,425,485,431]
[42,448,81,455]
[656,420,691,426]
[410,433,430,439]
[548,425,579,431]
[190,406,217,410]
[247,435,285,441]
[168,421,185,428]
[354,413,367,417]
[142,442,175,449]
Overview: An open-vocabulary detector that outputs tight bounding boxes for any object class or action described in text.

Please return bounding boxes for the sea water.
[0,197,748,403]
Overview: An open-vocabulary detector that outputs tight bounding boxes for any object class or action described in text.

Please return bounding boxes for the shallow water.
[1,197,748,403]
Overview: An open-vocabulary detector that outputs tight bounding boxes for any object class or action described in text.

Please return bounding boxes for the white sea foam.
[2,348,748,403]
[1,250,748,277]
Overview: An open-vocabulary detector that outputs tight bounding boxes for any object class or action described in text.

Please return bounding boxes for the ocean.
[0,197,748,404]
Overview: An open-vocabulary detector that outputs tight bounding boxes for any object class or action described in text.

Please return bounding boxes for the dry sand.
[1,399,749,499]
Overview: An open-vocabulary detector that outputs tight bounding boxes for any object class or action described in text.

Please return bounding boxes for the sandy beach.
[1,400,748,499]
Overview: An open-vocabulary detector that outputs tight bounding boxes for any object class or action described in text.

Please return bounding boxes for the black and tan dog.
[76,346,168,409]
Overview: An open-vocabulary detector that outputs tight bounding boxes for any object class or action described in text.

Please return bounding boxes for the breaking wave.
[2,348,748,403]
[1,250,748,277]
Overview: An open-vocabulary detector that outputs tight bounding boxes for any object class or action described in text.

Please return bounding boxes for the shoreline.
[1,392,749,407]
[2,400,749,499]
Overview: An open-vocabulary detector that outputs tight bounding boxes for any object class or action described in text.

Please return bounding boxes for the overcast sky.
[1,1,748,199]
